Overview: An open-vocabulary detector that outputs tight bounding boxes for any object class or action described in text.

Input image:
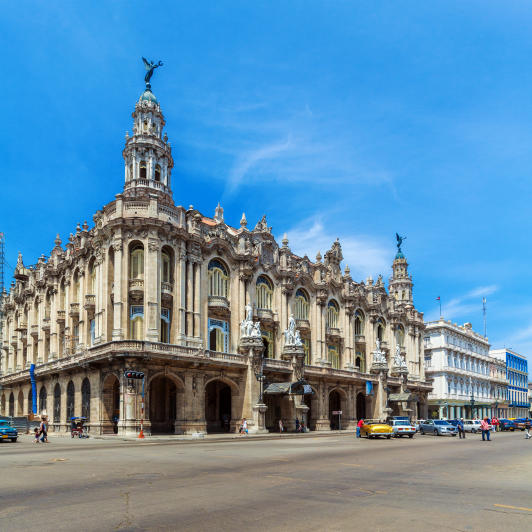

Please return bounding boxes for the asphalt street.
[0,431,531,531]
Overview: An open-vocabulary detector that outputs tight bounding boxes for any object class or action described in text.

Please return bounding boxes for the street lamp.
[444,401,449,420]
[470,395,475,419]
[253,351,266,404]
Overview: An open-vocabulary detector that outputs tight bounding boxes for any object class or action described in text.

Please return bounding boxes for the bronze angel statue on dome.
[142,57,163,87]
[396,233,406,253]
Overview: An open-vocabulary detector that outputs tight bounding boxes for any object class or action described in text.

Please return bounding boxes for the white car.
[463,419,492,433]
[390,417,416,438]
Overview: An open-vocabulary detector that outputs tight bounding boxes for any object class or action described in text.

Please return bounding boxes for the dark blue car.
[0,420,18,442]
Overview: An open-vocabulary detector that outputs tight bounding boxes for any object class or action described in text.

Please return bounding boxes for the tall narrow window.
[139,161,147,179]
[208,259,229,298]
[208,318,229,353]
[355,352,365,372]
[396,325,405,347]
[326,300,339,329]
[256,276,273,310]
[154,164,161,182]
[39,386,47,414]
[161,251,171,283]
[354,310,364,335]
[90,319,96,345]
[294,289,309,320]
[73,273,80,302]
[53,384,61,423]
[303,338,311,366]
[130,306,144,340]
[88,261,96,294]
[81,378,91,421]
[130,246,144,279]
[66,381,75,421]
[261,330,273,358]
[328,345,340,369]
[160,308,170,343]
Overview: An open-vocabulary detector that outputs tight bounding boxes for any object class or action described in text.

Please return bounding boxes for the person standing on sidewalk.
[278,419,284,435]
[524,418,531,439]
[481,417,491,441]
[356,418,364,438]
[457,418,466,439]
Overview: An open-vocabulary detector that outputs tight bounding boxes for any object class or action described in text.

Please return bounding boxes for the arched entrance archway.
[329,390,342,430]
[9,392,14,417]
[304,393,314,430]
[102,375,120,434]
[17,391,24,416]
[356,392,366,420]
[149,376,177,434]
[66,381,75,421]
[205,380,232,433]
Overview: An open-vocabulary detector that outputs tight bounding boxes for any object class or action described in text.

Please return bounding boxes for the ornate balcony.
[296,319,310,331]
[30,325,39,338]
[69,303,80,318]
[326,327,341,339]
[354,334,366,344]
[208,295,230,311]
[128,278,144,297]
[15,322,27,332]
[11,335,18,347]
[56,310,66,324]
[84,294,96,312]
[161,282,173,296]
[256,308,274,323]
[42,318,51,331]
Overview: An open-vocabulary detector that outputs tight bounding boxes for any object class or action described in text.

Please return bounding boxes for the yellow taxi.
[360,419,394,439]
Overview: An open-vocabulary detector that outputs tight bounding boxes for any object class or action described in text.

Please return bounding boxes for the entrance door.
[205,380,232,433]
[329,390,341,430]
[149,376,177,434]
[102,375,120,434]
[356,392,366,420]
[304,394,313,430]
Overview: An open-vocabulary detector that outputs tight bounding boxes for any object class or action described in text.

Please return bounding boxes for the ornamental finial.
[142,57,163,90]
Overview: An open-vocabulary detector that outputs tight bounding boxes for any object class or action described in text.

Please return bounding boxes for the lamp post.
[470,394,475,419]
[444,401,449,420]
[253,351,266,404]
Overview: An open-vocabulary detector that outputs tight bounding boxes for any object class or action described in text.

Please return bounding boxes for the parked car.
[499,419,516,431]
[360,420,394,439]
[419,419,458,436]
[512,418,526,430]
[413,420,425,433]
[0,420,18,442]
[462,419,492,433]
[389,417,415,438]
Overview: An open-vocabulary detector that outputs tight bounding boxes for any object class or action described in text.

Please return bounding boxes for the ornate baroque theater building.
[0,78,431,435]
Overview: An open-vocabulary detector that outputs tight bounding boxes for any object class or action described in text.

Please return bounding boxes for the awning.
[388,392,413,402]
[264,380,313,395]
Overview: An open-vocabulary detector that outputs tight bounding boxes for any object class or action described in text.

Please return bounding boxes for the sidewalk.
[81,429,356,444]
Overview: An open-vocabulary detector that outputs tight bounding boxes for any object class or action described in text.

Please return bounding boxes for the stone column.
[314,380,331,430]
[49,288,58,360]
[112,240,124,340]
[176,246,187,342]
[186,260,194,338]
[193,262,201,340]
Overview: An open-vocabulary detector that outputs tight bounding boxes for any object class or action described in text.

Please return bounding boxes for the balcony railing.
[128,279,144,296]
[161,282,173,295]
[256,308,274,322]
[84,294,96,311]
[69,303,80,318]
[296,319,310,330]
[208,295,230,311]
[354,334,366,344]
[30,325,39,337]
[56,310,66,324]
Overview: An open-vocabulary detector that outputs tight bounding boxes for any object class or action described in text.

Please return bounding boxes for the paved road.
[1,431,531,531]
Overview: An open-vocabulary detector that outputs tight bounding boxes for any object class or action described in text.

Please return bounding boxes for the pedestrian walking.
[295,418,300,433]
[278,419,284,435]
[457,418,466,439]
[356,418,364,438]
[33,427,40,444]
[240,418,248,436]
[491,417,499,432]
[39,416,49,443]
[524,418,531,439]
[480,417,491,441]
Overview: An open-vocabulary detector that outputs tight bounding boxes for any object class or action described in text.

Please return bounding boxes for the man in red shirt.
[356,418,364,438]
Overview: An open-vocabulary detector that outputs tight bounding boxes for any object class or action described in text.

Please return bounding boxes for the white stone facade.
[0,85,431,435]
[424,320,508,419]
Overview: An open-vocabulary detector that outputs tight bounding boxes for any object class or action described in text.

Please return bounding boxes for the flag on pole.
[436,296,440,301]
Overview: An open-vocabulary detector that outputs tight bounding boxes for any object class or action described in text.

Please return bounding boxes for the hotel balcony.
[128,279,144,298]
[161,282,173,297]
[296,319,310,331]
[354,334,366,344]
[256,308,274,323]
[326,327,341,340]
[69,303,80,318]
[30,325,39,338]
[208,295,230,312]
[56,310,66,324]
[84,294,96,312]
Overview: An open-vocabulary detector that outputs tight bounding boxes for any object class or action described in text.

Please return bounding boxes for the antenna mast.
[482,297,487,337]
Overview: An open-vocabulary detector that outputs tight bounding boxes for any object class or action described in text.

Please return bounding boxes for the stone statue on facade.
[373,339,387,364]
[394,344,407,368]
[284,314,303,347]
[142,57,163,88]
[240,303,261,338]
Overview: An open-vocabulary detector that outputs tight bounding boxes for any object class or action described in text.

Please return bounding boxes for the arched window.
[66,381,75,421]
[328,345,340,369]
[376,318,385,341]
[130,306,144,340]
[72,271,80,302]
[59,280,65,308]
[139,161,147,178]
[27,388,33,416]
[88,260,96,294]
[53,383,61,423]
[396,325,405,347]
[294,289,309,320]
[143,121,148,133]
[9,393,14,417]
[355,352,365,372]
[208,318,229,353]
[154,164,161,182]
[160,308,170,343]
[39,386,47,414]
[33,298,39,322]
[161,250,172,283]
[129,164,133,180]
[261,330,273,358]
[326,300,339,329]
[256,276,273,310]
[1,394,5,416]
[208,259,229,298]
[130,244,144,279]
[354,310,364,336]
[81,378,91,421]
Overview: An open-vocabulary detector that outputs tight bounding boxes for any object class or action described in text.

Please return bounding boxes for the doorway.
[205,380,232,433]
[149,376,177,434]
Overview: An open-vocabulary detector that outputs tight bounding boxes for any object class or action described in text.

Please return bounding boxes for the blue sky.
[2,2,532,363]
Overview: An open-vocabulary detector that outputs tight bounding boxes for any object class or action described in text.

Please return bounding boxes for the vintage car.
[389,417,415,438]
[0,420,18,442]
[419,419,457,436]
[360,420,393,439]
[499,419,516,431]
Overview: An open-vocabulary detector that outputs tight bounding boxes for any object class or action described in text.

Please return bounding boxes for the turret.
[389,233,413,304]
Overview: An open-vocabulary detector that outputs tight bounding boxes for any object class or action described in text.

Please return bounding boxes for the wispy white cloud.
[283,216,391,280]
[425,285,498,322]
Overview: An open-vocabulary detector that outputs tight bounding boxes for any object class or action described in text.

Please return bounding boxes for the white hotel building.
[423,319,508,419]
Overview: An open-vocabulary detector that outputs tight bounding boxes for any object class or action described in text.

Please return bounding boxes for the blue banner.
[30,364,37,414]
[366,381,373,396]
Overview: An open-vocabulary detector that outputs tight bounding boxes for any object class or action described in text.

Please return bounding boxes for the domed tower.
[122,58,174,204]
[389,233,413,304]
